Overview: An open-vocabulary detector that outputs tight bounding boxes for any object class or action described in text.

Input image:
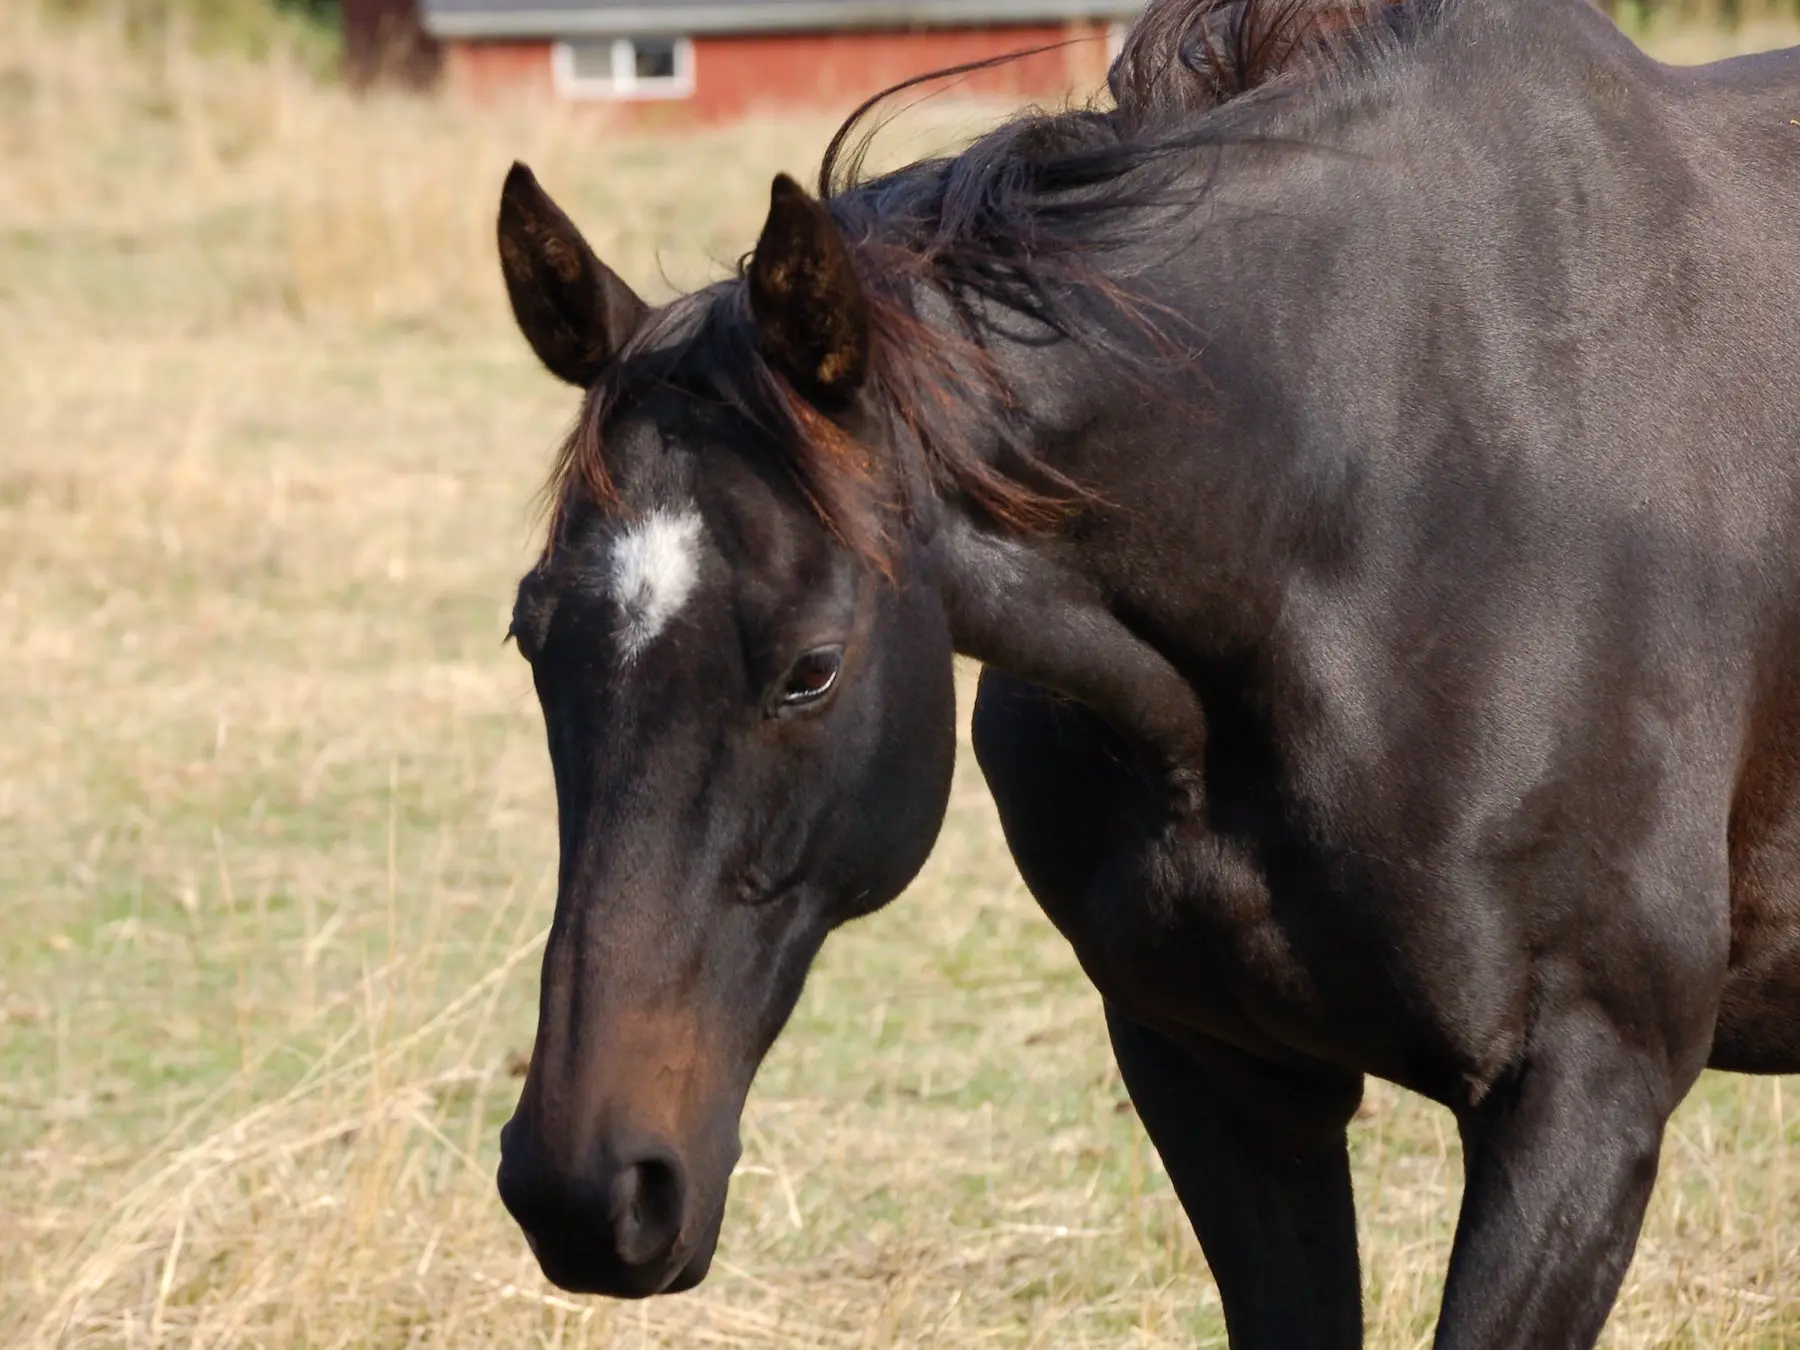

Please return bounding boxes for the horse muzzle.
[497,1115,731,1298]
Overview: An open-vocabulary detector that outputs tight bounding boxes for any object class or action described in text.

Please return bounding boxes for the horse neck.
[900,51,1453,770]
[912,278,1292,792]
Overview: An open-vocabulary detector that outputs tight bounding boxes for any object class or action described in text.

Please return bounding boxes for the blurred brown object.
[344,0,442,89]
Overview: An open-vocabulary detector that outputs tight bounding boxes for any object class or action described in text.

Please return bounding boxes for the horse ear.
[497,162,648,388]
[748,174,870,405]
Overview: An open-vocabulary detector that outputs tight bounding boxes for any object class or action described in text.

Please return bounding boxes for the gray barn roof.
[421,0,1143,40]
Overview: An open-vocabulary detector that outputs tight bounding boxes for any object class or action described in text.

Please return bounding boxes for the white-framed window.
[552,35,696,101]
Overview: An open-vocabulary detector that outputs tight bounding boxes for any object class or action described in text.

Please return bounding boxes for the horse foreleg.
[1434,1009,1696,1350]
[1106,1007,1365,1349]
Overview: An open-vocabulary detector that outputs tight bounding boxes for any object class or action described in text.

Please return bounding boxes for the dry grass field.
[4,3,1800,1346]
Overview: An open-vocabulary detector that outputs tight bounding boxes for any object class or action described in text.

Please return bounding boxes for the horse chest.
[971,672,1515,1092]
[1040,807,1359,1061]
[973,680,1314,1040]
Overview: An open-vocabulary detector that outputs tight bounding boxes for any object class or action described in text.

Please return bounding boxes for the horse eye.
[778,647,843,710]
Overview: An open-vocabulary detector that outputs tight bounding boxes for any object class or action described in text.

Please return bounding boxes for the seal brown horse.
[491,0,1800,1342]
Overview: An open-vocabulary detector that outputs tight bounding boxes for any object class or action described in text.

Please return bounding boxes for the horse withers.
[490,0,1800,1343]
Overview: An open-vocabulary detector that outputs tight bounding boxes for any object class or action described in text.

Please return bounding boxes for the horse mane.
[547,0,1436,568]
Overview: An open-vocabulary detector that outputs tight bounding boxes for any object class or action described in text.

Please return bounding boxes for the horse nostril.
[608,1150,685,1267]
[499,1122,693,1291]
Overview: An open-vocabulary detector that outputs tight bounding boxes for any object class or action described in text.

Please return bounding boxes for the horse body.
[487,0,1800,1343]
[990,0,1800,1075]
[966,8,1800,1339]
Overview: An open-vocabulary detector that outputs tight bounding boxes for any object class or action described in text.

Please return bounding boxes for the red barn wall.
[444,39,557,102]
[443,24,1115,123]
[692,26,1096,121]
